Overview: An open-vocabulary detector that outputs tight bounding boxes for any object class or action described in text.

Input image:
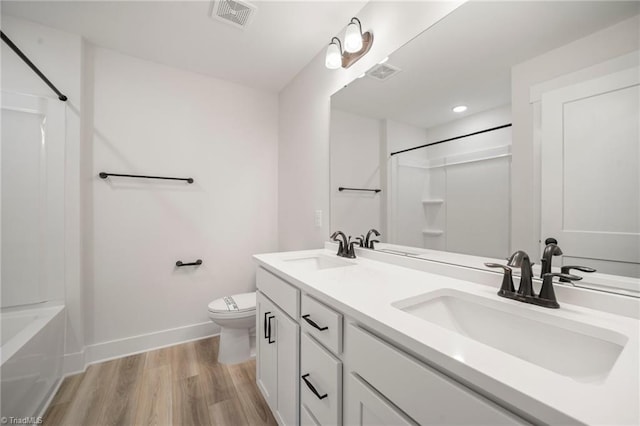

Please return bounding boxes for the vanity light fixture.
[452,105,468,113]
[344,17,364,52]
[324,16,374,69]
[325,37,343,70]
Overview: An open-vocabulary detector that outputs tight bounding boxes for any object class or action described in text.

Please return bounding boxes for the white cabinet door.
[256,290,300,426]
[345,373,417,426]
[274,305,300,426]
[541,67,640,277]
[256,291,277,409]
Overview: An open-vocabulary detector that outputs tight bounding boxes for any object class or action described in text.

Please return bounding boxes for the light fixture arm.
[349,17,362,33]
[330,36,343,52]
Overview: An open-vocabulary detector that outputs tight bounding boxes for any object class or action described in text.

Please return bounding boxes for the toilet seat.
[208,292,256,320]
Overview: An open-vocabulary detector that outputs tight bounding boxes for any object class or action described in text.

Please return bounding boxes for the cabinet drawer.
[257,267,299,319]
[301,294,343,355]
[345,324,528,425]
[301,333,342,425]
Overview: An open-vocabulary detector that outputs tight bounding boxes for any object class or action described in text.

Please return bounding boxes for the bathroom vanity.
[254,245,639,425]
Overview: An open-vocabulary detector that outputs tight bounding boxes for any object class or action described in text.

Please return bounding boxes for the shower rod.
[1,31,68,102]
[390,123,512,157]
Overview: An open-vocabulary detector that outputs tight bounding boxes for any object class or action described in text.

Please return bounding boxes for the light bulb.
[325,42,342,69]
[344,21,363,53]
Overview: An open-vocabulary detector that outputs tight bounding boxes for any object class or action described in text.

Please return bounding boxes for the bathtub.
[1,303,65,420]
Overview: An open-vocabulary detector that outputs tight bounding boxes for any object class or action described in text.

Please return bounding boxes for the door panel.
[541,67,640,276]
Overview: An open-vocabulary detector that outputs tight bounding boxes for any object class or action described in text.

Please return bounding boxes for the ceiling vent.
[366,63,402,81]
[209,0,257,30]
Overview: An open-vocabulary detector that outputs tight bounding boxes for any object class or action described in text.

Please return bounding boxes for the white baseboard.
[63,350,86,375]
[63,321,220,375]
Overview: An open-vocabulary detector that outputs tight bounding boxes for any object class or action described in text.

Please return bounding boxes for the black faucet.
[484,263,515,295]
[487,249,585,308]
[539,272,583,308]
[330,231,356,258]
[507,250,534,297]
[330,231,347,256]
[540,241,563,278]
[559,265,596,282]
[364,229,380,249]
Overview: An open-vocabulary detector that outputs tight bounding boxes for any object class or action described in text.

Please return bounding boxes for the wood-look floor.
[43,336,277,426]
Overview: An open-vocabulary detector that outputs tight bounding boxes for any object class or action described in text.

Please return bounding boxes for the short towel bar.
[176,259,203,267]
[338,187,381,193]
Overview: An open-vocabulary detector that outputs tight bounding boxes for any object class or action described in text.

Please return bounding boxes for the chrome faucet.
[540,240,563,278]
[507,250,534,297]
[364,229,380,249]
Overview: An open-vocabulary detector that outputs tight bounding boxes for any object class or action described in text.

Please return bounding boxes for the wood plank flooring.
[43,336,277,426]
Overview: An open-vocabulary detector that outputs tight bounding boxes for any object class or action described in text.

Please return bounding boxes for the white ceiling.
[2,0,368,92]
[331,1,640,130]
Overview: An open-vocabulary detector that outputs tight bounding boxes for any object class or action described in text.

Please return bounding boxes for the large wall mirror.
[330,1,639,297]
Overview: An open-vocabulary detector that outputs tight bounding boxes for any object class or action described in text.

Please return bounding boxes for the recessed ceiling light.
[379,57,389,64]
[452,105,467,113]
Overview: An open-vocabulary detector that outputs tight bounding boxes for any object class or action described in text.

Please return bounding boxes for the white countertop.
[254,247,640,425]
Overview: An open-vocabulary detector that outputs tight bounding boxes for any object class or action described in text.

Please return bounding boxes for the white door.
[541,67,640,277]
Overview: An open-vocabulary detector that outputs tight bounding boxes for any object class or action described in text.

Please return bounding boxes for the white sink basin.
[393,289,627,383]
[284,254,355,271]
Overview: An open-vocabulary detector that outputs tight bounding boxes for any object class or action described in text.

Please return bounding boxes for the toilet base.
[217,327,254,365]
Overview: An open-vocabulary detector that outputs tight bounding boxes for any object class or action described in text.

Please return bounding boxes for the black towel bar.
[99,172,194,184]
[176,259,203,267]
[338,187,381,193]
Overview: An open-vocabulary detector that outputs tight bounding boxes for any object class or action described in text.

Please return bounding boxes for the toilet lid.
[208,292,256,313]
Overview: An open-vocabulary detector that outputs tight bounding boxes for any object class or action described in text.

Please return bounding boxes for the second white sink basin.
[393,289,627,383]
[284,254,355,271]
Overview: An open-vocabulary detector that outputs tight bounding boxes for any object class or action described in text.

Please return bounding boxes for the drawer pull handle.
[302,314,329,331]
[301,374,327,400]
[263,312,271,339]
[267,315,275,344]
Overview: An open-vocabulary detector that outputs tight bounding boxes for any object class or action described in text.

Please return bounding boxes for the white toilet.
[207,292,256,364]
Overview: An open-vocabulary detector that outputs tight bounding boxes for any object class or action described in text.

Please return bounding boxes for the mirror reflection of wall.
[391,106,512,259]
[330,1,640,294]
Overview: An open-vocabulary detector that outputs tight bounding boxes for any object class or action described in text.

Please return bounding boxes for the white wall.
[1,16,84,360]
[84,46,279,356]
[511,15,640,257]
[278,1,465,251]
[330,109,381,238]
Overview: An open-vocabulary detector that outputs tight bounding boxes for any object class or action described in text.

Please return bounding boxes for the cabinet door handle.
[302,314,329,331]
[301,374,327,400]
[263,311,271,339]
[267,315,275,344]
